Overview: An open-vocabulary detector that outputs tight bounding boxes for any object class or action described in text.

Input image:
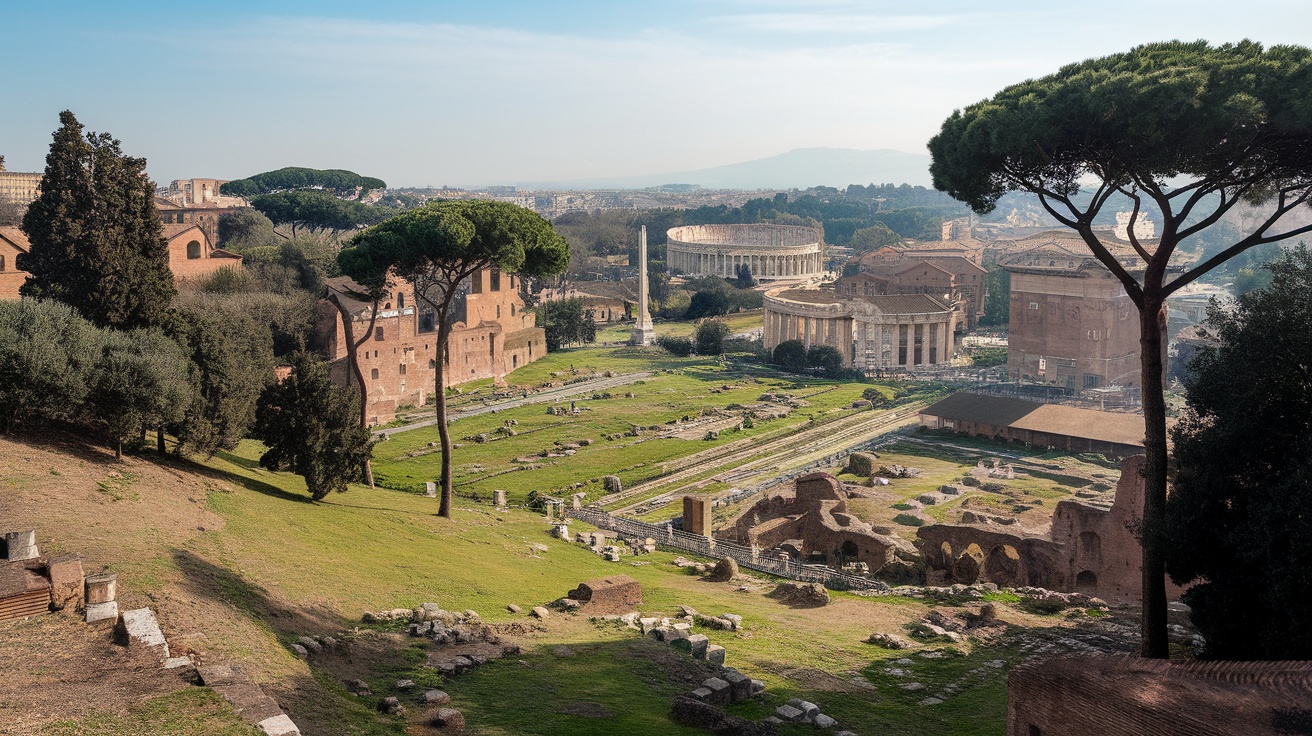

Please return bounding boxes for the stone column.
[630,226,655,346]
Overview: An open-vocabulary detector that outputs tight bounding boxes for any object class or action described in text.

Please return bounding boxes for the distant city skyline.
[2,1,1310,188]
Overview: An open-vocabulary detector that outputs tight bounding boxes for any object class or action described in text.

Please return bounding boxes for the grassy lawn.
[371,345,879,503]
[595,310,765,343]
[39,689,260,736]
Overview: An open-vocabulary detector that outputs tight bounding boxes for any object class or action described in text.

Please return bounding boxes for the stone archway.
[953,543,984,584]
[983,544,1021,586]
[1075,570,1098,596]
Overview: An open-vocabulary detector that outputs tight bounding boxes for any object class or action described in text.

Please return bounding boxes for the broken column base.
[85,601,118,623]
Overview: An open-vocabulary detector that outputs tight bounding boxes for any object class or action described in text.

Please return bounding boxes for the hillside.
[0,377,1131,736]
[511,148,934,190]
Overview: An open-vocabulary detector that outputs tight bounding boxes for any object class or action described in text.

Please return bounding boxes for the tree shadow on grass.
[163,450,315,504]
[171,548,342,637]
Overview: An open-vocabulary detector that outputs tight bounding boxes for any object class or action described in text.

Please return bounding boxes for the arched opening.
[1078,531,1102,564]
[512,354,518,368]
[186,240,201,259]
[984,545,1021,585]
[840,540,859,564]
[953,543,984,584]
[1075,570,1098,595]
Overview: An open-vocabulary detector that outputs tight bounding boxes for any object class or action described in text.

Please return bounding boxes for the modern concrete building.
[763,285,955,371]
[666,224,824,281]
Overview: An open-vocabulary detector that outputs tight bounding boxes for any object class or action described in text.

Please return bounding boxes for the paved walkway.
[375,371,654,437]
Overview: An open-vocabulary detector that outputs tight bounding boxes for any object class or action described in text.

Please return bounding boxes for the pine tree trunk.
[157,425,165,454]
[115,439,122,460]
[1139,293,1170,658]
[435,314,454,518]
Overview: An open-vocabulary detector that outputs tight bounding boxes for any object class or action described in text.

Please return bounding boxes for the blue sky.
[2,1,1309,187]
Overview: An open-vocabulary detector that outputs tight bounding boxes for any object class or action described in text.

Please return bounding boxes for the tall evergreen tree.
[19,111,175,329]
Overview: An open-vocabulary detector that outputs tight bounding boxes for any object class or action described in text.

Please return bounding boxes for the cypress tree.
[20,111,175,329]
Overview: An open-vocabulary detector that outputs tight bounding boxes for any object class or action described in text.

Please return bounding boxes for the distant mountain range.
[504,147,934,191]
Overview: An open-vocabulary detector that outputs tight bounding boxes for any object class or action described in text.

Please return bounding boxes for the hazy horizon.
[3,1,1310,188]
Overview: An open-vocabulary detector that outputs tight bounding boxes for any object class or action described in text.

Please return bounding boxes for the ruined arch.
[953,543,984,584]
[983,544,1021,586]
[1075,570,1098,596]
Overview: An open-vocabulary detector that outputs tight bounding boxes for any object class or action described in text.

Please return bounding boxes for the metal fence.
[567,507,889,593]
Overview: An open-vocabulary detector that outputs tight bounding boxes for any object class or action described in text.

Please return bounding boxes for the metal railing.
[566,507,889,593]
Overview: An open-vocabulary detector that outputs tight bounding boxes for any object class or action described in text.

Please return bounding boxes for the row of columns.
[852,319,950,370]
[669,248,822,279]
[763,306,952,370]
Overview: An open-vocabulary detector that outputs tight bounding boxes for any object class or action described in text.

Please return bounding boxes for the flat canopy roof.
[921,392,1150,447]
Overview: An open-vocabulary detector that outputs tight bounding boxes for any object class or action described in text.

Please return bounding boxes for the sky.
[2,1,1310,188]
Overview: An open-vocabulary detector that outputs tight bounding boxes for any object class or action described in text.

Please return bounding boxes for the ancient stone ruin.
[0,529,84,622]
[916,456,1184,602]
[725,472,917,574]
[565,575,643,614]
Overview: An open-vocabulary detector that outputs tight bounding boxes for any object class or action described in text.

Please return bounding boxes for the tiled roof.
[0,226,30,252]
[921,392,1151,447]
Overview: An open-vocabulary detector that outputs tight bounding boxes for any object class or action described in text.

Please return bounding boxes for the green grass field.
[371,345,878,504]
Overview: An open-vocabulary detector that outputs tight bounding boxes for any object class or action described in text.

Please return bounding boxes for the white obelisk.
[630,225,656,346]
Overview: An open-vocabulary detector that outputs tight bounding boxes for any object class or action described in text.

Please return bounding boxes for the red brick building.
[841,244,987,329]
[1003,240,1142,389]
[318,269,547,425]
[0,227,31,300]
[164,224,243,284]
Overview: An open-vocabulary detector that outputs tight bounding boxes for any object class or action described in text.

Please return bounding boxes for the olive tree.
[928,40,1312,657]
[337,200,569,517]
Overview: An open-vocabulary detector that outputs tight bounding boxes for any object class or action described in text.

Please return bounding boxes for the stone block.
[2,530,38,561]
[46,554,83,611]
[429,707,465,730]
[775,704,804,722]
[424,482,437,498]
[531,606,550,619]
[163,656,192,669]
[689,687,713,702]
[85,573,118,605]
[722,670,752,703]
[751,679,765,693]
[684,634,710,659]
[115,608,170,659]
[701,677,731,705]
[704,644,726,665]
[257,714,301,736]
[787,699,820,718]
[671,622,692,636]
[493,489,507,507]
[721,613,743,630]
[422,690,450,705]
[814,713,838,729]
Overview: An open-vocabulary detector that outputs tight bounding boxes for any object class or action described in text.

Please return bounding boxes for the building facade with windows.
[318,268,547,425]
[1002,241,1142,389]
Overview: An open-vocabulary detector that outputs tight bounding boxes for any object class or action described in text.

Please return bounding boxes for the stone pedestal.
[3,530,38,561]
[493,490,507,508]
